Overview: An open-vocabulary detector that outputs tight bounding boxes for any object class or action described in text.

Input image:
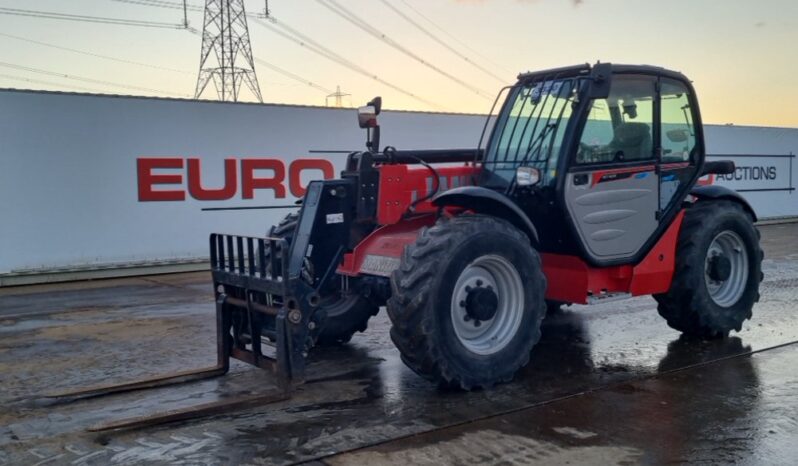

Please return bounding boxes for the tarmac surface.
[1,222,797,465]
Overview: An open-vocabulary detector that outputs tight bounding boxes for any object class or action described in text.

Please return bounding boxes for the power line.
[397,0,514,75]
[315,0,491,99]
[253,57,333,94]
[0,73,110,94]
[0,32,192,75]
[109,0,509,88]
[111,0,202,11]
[2,1,446,109]
[106,1,334,97]
[0,3,332,101]
[252,16,446,110]
[377,0,506,84]
[0,7,184,29]
[0,61,190,97]
[102,0,447,109]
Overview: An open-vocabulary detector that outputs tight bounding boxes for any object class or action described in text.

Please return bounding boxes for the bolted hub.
[708,254,732,282]
[464,286,499,322]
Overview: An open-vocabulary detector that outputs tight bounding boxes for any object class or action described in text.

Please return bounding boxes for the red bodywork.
[542,210,685,304]
[376,164,480,224]
[340,163,479,276]
[338,214,437,277]
[339,164,685,303]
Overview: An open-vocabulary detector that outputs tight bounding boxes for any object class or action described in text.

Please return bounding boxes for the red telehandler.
[51,63,762,430]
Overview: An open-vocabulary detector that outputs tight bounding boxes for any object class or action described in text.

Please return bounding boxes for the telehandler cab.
[52,63,762,430]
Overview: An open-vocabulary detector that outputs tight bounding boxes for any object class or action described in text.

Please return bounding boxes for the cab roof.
[517,63,690,84]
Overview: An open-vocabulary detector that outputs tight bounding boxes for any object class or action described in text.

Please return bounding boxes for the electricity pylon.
[326,85,351,108]
[194,0,263,102]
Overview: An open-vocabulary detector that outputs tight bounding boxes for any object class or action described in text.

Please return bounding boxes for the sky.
[0,0,796,127]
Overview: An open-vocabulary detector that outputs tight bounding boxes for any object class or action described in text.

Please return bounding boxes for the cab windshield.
[482,77,580,187]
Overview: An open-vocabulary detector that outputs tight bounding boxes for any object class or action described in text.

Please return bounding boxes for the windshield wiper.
[505,122,558,194]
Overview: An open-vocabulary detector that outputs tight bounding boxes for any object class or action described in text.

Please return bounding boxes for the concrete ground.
[1,223,797,465]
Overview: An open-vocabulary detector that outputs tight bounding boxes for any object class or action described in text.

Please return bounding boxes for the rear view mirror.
[358,105,378,128]
[666,129,689,143]
[357,96,383,129]
[358,96,383,152]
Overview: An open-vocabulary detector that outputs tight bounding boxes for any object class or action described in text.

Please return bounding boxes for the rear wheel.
[264,213,379,345]
[388,215,546,389]
[654,201,763,338]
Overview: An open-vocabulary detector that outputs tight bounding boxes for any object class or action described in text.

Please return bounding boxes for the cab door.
[563,75,660,264]
[658,78,701,215]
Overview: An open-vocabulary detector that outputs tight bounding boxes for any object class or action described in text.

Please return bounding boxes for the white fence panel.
[0,90,795,282]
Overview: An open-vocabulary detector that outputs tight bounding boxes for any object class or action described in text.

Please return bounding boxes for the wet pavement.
[0,223,797,465]
[325,342,798,465]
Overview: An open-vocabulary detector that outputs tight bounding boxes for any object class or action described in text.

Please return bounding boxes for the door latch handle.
[574,174,589,186]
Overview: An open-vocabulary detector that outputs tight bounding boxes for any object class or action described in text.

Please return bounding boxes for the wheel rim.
[320,293,359,317]
[450,255,525,355]
[704,230,749,307]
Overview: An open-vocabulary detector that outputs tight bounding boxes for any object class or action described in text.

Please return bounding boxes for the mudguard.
[432,186,539,244]
[690,185,757,221]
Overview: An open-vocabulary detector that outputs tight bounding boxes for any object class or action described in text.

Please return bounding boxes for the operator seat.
[609,122,652,161]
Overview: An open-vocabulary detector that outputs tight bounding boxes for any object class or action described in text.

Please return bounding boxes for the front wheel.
[263,212,379,345]
[387,215,547,390]
[654,200,763,338]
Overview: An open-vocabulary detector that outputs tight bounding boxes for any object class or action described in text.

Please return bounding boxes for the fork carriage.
[210,232,321,386]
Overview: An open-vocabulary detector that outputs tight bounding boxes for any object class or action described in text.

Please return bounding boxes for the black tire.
[545,300,566,316]
[387,215,547,390]
[265,213,379,345]
[654,200,763,338]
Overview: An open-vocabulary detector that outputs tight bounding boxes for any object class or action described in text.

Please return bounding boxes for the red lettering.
[289,159,336,197]
[241,159,286,199]
[137,157,336,202]
[137,158,185,201]
[187,158,237,201]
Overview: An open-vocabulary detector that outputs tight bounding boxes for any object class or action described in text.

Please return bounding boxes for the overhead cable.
[378,0,506,83]
[315,0,491,99]
[0,73,108,94]
[252,16,447,110]
[0,7,184,29]
[397,0,514,75]
[0,61,190,97]
[111,0,202,11]
[104,0,450,109]
[184,28,334,95]
[252,58,334,94]
[0,32,192,75]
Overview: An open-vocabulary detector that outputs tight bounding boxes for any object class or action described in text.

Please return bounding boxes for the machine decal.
[326,213,344,224]
[360,255,401,277]
[590,165,655,187]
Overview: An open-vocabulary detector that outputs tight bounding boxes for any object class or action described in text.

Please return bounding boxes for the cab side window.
[660,79,697,163]
[576,76,656,164]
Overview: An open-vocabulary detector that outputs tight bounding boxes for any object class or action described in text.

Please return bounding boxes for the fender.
[432,186,539,244]
[690,185,757,222]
